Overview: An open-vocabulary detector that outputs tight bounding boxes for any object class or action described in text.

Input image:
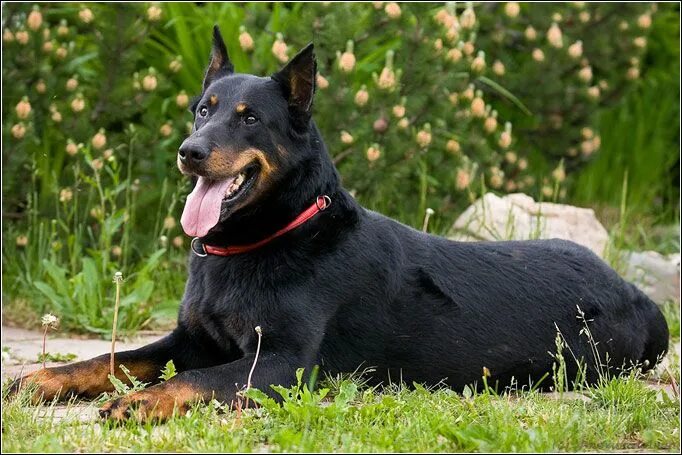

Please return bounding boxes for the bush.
[1,2,674,332]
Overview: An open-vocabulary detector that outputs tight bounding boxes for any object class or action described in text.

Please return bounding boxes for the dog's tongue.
[181,176,235,237]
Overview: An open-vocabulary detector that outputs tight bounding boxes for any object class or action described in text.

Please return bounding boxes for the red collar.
[190,195,331,257]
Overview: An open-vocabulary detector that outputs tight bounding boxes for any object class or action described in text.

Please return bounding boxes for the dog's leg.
[9,327,216,403]
[99,352,306,421]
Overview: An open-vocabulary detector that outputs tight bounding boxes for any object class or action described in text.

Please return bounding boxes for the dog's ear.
[202,25,234,91]
[272,43,316,115]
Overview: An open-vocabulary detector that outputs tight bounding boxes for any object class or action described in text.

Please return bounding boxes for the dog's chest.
[180,253,295,350]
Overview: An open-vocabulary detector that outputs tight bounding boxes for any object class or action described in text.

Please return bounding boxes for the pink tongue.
[181,176,235,237]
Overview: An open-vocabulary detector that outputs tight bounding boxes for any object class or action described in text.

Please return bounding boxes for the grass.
[2,358,680,453]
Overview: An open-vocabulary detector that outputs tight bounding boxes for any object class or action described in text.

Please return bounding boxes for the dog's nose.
[178,140,210,165]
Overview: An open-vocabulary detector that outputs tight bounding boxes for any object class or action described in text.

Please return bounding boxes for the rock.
[620,251,680,304]
[449,193,609,258]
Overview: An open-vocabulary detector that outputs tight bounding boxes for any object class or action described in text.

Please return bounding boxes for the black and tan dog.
[12,27,669,421]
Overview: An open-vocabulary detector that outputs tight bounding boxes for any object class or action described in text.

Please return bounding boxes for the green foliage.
[159,360,177,381]
[36,352,77,363]
[3,364,680,452]
[574,4,680,220]
[1,2,677,333]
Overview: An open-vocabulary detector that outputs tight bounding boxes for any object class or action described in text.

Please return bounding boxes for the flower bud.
[163,216,176,230]
[239,26,254,52]
[57,20,69,36]
[484,115,498,133]
[567,40,583,59]
[176,91,189,108]
[505,2,520,18]
[3,28,13,42]
[79,8,94,24]
[160,122,172,137]
[470,51,486,72]
[637,13,652,29]
[15,97,31,119]
[626,66,640,80]
[66,140,78,156]
[339,40,355,73]
[147,5,162,22]
[16,235,28,247]
[547,22,563,48]
[373,117,389,133]
[392,104,406,118]
[91,157,104,171]
[142,72,158,91]
[578,65,593,82]
[532,48,545,62]
[462,41,475,56]
[168,57,182,73]
[446,47,462,63]
[27,7,43,31]
[492,60,505,76]
[91,129,107,150]
[460,6,476,29]
[316,73,329,90]
[499,123,512,148]
[66,77,78,91]
[272,33,288,63]
[15,30,29,45]
[172,236,184,248]
[55,44,68,59]
[366,145,381,162]
[416,127,432,148]
[524,25,537,41]
[471,95,486,117]
[455,168,471,190]
[11,123,26,139]
[51,111,62,122]
[59,188,73,203]
[397,118,409,129]
[340,131,354,144]
[633,36,647,49]
[384,2,401,19]
[552,163,566,182]
[354,85,369,106]
[587,86,600,100]
[447,139,461,155]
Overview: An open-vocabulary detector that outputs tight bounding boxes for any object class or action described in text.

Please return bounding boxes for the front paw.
[9,368,75,403]
[99,385,193,422]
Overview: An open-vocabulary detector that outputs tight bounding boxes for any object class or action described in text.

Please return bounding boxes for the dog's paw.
[8,368,75,403]
[99,387,188,422]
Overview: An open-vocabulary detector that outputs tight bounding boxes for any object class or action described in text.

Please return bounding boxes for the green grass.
[2,363,679,453]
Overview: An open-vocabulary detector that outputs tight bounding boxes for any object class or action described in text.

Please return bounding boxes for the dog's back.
[318,209,669,390]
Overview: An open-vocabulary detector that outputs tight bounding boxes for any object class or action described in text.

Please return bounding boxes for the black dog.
[14,27,669,421]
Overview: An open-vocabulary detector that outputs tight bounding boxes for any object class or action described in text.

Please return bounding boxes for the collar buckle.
[190,237,208,257]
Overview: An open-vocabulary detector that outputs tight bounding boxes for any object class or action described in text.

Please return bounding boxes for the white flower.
[41,313,59,327]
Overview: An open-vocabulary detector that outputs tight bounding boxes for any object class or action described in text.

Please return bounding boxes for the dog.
[12,26,669,421]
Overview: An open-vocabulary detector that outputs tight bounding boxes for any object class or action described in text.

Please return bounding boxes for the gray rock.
[449,192,609,258]
[620,251,681,304]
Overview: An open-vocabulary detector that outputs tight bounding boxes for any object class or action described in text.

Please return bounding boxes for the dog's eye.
[244,115,258,125]
[198,106,208,117]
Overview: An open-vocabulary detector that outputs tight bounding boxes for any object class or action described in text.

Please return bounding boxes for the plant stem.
[244,326,263,409]
[42,326,48,369]
[110,272,123,376]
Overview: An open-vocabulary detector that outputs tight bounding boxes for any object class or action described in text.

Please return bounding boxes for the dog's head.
[179,26,318,238]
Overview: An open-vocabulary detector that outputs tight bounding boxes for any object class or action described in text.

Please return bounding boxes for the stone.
[449,192,609,258]
[619,251,681,304]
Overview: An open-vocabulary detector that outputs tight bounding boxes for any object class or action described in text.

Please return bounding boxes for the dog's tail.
[636,287,669,373]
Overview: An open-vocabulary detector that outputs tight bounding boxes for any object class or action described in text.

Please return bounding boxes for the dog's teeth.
[234,173,245,186]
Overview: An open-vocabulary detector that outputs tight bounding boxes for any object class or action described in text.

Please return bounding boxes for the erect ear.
[202,25,234,91]
[272,43,316,114]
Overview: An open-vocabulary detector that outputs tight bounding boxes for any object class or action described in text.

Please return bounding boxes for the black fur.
[15,29,669,414]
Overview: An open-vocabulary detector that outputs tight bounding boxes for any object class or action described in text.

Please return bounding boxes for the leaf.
[477,76,532,116]
[242,387,279,411]
[159,360,177,381]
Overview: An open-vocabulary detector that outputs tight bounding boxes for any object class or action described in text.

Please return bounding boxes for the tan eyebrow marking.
[209,94,218,106]
[235,102,247,113]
